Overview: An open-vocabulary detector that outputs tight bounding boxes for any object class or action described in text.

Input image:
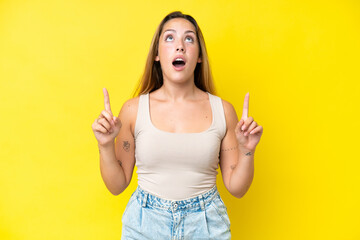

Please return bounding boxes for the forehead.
[161,18,196,35]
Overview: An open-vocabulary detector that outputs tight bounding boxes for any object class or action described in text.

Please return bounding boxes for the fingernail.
[241,125,245,131]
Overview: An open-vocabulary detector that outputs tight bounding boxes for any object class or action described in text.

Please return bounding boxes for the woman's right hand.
[92,88,122,147]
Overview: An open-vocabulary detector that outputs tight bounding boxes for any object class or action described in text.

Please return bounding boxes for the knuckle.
[100,126,107,133]
[102,123,109,130]
[103,118,110,125]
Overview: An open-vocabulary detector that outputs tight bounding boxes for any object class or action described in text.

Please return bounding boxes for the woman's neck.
[157,81,201,103]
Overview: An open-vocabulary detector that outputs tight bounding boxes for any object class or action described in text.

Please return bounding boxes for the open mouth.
[172,59,186,68]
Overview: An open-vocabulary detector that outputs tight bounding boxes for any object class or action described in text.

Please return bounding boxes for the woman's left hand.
[235,93,263,152]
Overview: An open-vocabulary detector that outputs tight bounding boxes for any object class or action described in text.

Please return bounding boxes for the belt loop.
[142,192,148,207]
[198,194,205,211]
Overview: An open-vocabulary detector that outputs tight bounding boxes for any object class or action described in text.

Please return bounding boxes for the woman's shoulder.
[209,93,235,113]
[215,96,238,125]
[208,91,237,118]
[118,95,141,134]
[220,98,235,112]
[120,95,140,114]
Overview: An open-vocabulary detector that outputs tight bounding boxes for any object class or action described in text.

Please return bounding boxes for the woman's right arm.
[92,88,137,195]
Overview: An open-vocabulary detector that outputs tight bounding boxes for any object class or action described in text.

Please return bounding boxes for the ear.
[197,57,202,63]
[155,55,160,61]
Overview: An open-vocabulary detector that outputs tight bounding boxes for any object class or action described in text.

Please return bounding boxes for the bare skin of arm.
[98,97,138,195]
[219,94,263,198]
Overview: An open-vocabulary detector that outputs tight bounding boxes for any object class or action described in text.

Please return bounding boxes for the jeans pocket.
[121,192,137,223]
[210,195,231,230]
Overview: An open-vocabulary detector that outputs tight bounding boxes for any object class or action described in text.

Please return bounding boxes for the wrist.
[238,144,256,156]
[98,142,115,151]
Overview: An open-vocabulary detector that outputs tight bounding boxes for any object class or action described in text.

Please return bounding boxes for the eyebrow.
[163,29,196,35]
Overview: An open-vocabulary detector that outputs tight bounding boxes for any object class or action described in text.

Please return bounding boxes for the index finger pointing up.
[103,88,113,115]
[242,92,249,120]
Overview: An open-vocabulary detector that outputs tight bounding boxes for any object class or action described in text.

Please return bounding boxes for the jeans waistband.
[135,185,219,212]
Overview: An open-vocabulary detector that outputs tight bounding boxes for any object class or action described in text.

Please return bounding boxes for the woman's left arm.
[219,93,263,199]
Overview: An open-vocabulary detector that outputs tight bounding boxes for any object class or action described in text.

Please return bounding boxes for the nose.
[176,40,185,53]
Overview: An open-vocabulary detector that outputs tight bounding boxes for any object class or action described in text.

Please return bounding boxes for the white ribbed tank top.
[134,92,227,200]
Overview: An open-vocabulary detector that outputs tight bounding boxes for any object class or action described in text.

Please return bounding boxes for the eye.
[165,35,174,41]
[185,36,194,42]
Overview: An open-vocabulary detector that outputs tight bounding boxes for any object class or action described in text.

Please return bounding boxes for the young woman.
[92,11,263,240]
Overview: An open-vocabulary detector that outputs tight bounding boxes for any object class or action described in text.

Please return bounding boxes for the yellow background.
[1,0,359,239]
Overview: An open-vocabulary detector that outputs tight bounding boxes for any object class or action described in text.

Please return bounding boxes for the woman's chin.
[164,74,194,84]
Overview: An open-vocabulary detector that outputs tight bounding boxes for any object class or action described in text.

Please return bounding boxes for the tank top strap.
[207,92,227,139]
[134,93,151,140]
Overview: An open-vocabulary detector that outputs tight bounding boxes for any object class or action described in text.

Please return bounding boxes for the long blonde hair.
[131,11,216,97]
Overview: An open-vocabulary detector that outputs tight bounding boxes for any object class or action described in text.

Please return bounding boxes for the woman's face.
[155,18,201,84]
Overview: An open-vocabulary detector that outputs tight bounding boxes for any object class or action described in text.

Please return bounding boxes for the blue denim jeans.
[121,184,231,240]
